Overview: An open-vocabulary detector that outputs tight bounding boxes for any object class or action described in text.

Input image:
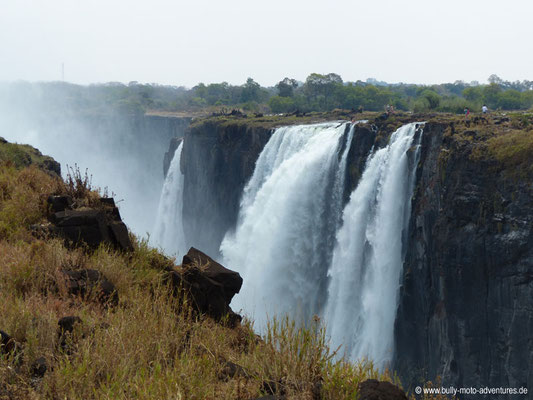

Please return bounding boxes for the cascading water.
[154,120,421,369]
[152,140,187,257]
[221,122,354,328]
[325,122,422,368]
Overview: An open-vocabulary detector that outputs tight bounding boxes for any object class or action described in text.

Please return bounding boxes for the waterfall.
[153,120,421,368]
[325,122,421,368]
[152,140,187,257]
[221,122,353,328]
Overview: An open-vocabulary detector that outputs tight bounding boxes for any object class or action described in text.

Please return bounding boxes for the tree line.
[2,74,532,116]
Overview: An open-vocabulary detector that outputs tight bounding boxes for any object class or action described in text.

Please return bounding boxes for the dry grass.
[0,164,62,241]
[0,164,402,399]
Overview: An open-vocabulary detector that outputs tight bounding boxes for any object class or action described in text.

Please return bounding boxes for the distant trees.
[241,78,261,103]
[269,96,297,113]
[276,78,298,97]
[4,73,532,117]
[419,89,441,110]
[304,73,343,109]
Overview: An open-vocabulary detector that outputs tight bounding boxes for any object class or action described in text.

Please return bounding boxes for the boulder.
[58,316,82,336]
[47,195,73,212]
[108,221,132,251]
[61,269,118,306]
[182,247,243,303]
[58,316,83,350]
[30,357,48,378]
[358,379,407,400]
[0,330,16,354]
[166,247,242,325]
[47,202,132,251]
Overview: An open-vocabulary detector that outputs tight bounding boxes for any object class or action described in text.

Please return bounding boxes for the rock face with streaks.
[162,113,532,395]
[395,121,533,394]
[180,121,273,257]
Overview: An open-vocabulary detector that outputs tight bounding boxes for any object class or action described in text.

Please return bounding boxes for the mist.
[0,81,180,236]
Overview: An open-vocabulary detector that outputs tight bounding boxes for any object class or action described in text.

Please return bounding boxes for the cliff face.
[172,113,532,393]
[395,121,533,393]
[180,120,272,257]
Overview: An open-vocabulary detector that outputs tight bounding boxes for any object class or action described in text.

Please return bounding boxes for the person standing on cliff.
[482,104,488,114]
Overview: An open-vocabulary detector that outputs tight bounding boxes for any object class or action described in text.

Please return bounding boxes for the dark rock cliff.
[170,113,532,395]
[176,118,379,259]
[395,121,533,396]
[180,121,272,257]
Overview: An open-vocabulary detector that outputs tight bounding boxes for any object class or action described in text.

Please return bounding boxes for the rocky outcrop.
[0,137,60,175]
[395,122,533,395]
[0,330,17,355]
[42,196,133,251]
[166,247,243,325]
[170,113,532,396]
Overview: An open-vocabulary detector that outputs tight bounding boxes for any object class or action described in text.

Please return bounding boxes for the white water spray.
[152,141,187,257]
[153,120,421,368]
[221,122,353,328]
[325,122,421,368]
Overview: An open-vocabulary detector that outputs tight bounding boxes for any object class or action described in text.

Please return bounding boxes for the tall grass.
[0,164,400,399]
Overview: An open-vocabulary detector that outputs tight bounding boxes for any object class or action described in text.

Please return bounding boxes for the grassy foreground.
[0,159,399,399]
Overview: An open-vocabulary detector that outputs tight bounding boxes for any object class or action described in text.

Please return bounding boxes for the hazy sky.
[1,0,531,87]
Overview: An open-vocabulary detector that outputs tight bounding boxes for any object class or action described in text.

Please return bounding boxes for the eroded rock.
[42,196,133,251]
[166,247,242,325]
[0,330,16,354]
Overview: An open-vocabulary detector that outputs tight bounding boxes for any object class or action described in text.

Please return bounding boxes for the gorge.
[3,102,532,397]
[0,89,191,236]
[154,112,532,395]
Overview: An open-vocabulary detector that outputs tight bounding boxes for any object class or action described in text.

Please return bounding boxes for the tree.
[420,89,441,110]
[498,90,522,110]
[304,73,343,110]
[488,74,503,85]
[241,78,261,103]
[462,86,483,102]
[193,83,207,99]
[482,83,502,108]
[276,77,298,97]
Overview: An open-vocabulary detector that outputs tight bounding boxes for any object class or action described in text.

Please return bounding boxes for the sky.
[1,0,532,88]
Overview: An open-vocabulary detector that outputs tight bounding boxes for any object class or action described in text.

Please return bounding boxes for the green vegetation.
[2,74,532,118]
[425,111,533,181]
[0,139,58,173]
[476,124,533,179]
